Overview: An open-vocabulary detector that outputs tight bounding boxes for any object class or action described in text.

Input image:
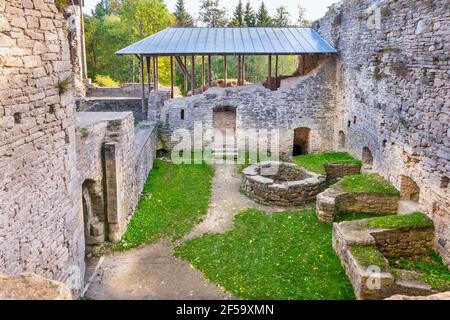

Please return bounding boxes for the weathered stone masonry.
[0,0,84,289]
[313,0,450,263]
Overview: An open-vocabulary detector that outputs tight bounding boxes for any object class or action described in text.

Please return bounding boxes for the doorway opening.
[293,127,310,156]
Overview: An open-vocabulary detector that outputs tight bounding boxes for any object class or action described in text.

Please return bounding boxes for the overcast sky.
[83,0,341,22]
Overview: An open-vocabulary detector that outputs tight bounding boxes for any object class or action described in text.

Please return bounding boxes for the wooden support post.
[139,55,146,116]
[191,55,195,95]
[237,55,241,86]
[243,55,246,84]
[224,55,227,88]
[201,56,205,92]
[152,56,156,91]
[184,56,188,95]
[170,56,174,99]
[268,54,272,89]
[275,55,278,89]
[155,55,159,91]
[208,54,212,88]
[146,56,151,93]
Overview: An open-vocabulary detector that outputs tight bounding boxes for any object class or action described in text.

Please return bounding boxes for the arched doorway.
[293,127,310,156]
[362,147,373,165]
[82,180,106,255]
[338,131,345,148]
[212,106,237,158]
[400,176,420,202]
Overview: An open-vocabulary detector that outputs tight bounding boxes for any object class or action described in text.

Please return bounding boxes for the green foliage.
[94,74,120,87]
[79,127,89,137]
[56,76,72,95]
[389,251,450,291]
[367,212,434,230]
[272,6,291,27]
[173,0,194,26]
[243,1,255,27]
[293,152,361,174]
[336,212,384,222]
[338,173,400,196]
[349,245,388,270]
[198,0,228,27]
[54,0,68,12]
[295,3,311,27]
[113,160,213,250]
[256,2,271,26]
[175,209,355,300]
[230,0,244,27]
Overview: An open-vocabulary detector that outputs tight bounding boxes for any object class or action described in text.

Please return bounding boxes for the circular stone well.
[241,161,327,206]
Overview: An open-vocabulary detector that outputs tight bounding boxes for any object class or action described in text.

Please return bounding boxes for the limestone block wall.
[77,97,146,124]
[0,0,84,290]
[75,112,157,243]
[152,58,337,157]
[314,0,450,263]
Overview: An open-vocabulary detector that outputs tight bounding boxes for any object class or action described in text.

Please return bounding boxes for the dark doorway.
[293,127,310,156]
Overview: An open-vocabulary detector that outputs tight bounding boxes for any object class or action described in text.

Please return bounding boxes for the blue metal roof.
[116,27,337,56]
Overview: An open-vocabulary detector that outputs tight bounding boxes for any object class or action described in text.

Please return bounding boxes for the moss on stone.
[367,212,433,230]
[349,245,388,270]
[293,152,361,174]
[337,173,400,196]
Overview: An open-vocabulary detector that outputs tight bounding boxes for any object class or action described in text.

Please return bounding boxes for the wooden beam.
[155,55,159,91]
[184,56,188,95]
[224,55,227,88]
[208,54,212,87]
[146,56,151,93]
[139,55,146,117]
[191,55,195,95]
[237,55,241,86]
[152,56,156,91]
[170,56,174,98]
[201,56,205,92]
[268,54,272,89]
[275,55,278,89]
[242,55,245,84]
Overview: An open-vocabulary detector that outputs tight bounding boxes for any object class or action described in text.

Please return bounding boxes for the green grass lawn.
[174,209,355,300]
[113,159,214,250]
[389,251,450,291]
[367,212,433,230]
[293,152,361,175]
[337,173,400,196]
[336,212,384,222]
[349,245,388,271]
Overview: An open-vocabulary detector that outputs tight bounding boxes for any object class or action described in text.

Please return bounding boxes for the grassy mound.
[338,173,400,196]
[114,159,213,250]
[175,209,355,300]
[367,212,433,230]
[293,152,361,175]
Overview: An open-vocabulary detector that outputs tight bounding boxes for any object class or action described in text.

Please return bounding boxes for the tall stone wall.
[0,0,84,290]
[153,58,337,157]
[314,0,450,263]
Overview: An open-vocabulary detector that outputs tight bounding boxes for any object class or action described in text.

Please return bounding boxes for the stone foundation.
[317,186,399,222]
[241,162,327,206]
[333,218,437,300]
[324,163,362,180]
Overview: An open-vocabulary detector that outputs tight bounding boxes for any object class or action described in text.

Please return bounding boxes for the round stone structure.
[241,161,327,206]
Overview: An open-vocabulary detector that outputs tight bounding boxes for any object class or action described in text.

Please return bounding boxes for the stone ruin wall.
[0,0,84,290]
[313,0,450,263]
[76,112,157,244]
[153,58,338,157]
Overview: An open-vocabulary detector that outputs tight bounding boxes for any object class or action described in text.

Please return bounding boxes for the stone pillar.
[103,143,121,242]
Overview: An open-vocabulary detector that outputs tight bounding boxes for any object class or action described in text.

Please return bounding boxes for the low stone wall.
[241,162,327,206]
[371,228,435,258]
[76,112,157,244]
[317,187,399,222]
[333,219,436,300]
[386,291,450,300]
[87,83,150,98]
[324,163,361,180]
[76,98,146,123]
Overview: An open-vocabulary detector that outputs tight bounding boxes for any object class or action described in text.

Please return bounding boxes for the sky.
[82,0,341,22]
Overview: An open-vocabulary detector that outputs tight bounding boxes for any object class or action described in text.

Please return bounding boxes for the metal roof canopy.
[116,27,337,56]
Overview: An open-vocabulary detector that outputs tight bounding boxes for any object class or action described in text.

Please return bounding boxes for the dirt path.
[84,163,283,300]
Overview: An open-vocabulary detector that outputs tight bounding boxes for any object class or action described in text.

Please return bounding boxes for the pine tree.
[198,0,228,27]
[174,0,194,26]
[243,1,255,27]
[230,0,244,27]
[272,6,290,27]
[256,2,271,27]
